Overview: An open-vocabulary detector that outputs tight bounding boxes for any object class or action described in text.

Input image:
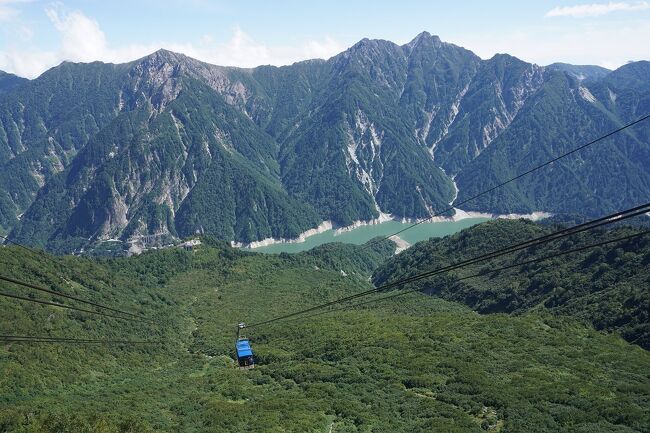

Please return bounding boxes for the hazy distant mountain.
[1,33,649,253]
[547,62,611,81]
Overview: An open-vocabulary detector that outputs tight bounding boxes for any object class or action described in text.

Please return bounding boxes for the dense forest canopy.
[1,219,649,432]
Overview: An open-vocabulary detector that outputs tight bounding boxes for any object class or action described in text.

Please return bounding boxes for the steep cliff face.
[454,69,650,215]
[278,34,478,222]
[2,35,649,253]
[400,32,482,152]
[432,54,546,174]
[7,53,319,252]
[0,62,131,234]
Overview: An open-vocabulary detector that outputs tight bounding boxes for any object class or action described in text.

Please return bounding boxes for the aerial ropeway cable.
[243,202,650,329]
[0,274,153,322]
[2,115,649,352]
[0,334,162,345]
[0,289,154,323]
[272,230,649,325]
[0,234,152,321]
[361,113,650,250]
[6,225,646,348]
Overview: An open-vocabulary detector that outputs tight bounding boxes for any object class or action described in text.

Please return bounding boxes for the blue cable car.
[236,323,255,369]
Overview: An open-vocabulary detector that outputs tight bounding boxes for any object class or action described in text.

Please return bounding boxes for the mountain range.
[1,32,648,253]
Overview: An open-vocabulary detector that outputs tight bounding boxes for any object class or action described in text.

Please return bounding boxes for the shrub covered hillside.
[1,232,649,432]
[373,219,650,349]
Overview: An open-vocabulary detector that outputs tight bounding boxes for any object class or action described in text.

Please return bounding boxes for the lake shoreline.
[232,209,552,251]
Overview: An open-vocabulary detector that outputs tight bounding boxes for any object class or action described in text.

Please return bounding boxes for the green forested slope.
[0,71,27,95]
[432,54,544,175]
[277,37,459,223]
[0,62,130,234]
[7,69,321,252]
[1,232,649,432]
[373,219,650,349]
[453,66,650,216]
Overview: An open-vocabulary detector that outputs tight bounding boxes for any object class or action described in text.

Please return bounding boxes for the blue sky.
[1,0,650,78]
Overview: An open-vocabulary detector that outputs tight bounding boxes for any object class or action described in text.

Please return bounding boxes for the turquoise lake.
[246,217,491,254]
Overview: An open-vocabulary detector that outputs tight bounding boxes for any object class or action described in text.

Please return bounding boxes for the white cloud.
[0,6,19,21]
[0,1,32,46]
[546,1,650,18]
[303,36,344,60]
[452,21,650,68]
[0,50,58,78]
[0,6,346,78]
[45,4,108,62]
[5,3,646,80]
[141,26,346,68]
[0,0,30,22]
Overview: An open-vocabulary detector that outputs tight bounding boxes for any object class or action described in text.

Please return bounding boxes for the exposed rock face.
[432,55,547,174]
[344,110,385,212]
[1,34,649,253]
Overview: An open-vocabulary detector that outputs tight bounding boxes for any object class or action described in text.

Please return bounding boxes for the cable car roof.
[236,339,253,357]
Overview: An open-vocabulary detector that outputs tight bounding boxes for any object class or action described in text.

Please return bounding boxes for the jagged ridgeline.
[1,33,649,253]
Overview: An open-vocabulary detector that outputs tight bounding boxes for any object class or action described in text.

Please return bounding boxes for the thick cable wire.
[0,274,151,321]
[0,335,161,345]
[362,113,650,250]
[245,203,650,328]
[265,230,648,326]
[0,234,150,317]
[0,290,153,323]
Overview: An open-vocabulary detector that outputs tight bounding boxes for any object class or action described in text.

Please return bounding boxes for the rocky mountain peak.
[546,62,612,82]
[130,49,187,80]
[125,49,254,114]
[142,48,188,65]
[2,33,649,255]
[606,60,650,85]
[483,53,537,73]
[123,49,194,112]
[0,70,29,95]
[344,37,397,56]
[331,37,403,75]
[404,31,442,50]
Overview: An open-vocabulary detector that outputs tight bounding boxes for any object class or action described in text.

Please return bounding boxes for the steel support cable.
[0,234,102,281]
[361,113,650,250]
[278,230,649,324]
[366,204,650,293]
[0,234,100,283]
[1,116,647,330]
[247,203,650,327]
[0,234,150,321]
[0,274,152,322]
[0,335,161,344]
[244,203,650,328]
[0,290,154,323]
